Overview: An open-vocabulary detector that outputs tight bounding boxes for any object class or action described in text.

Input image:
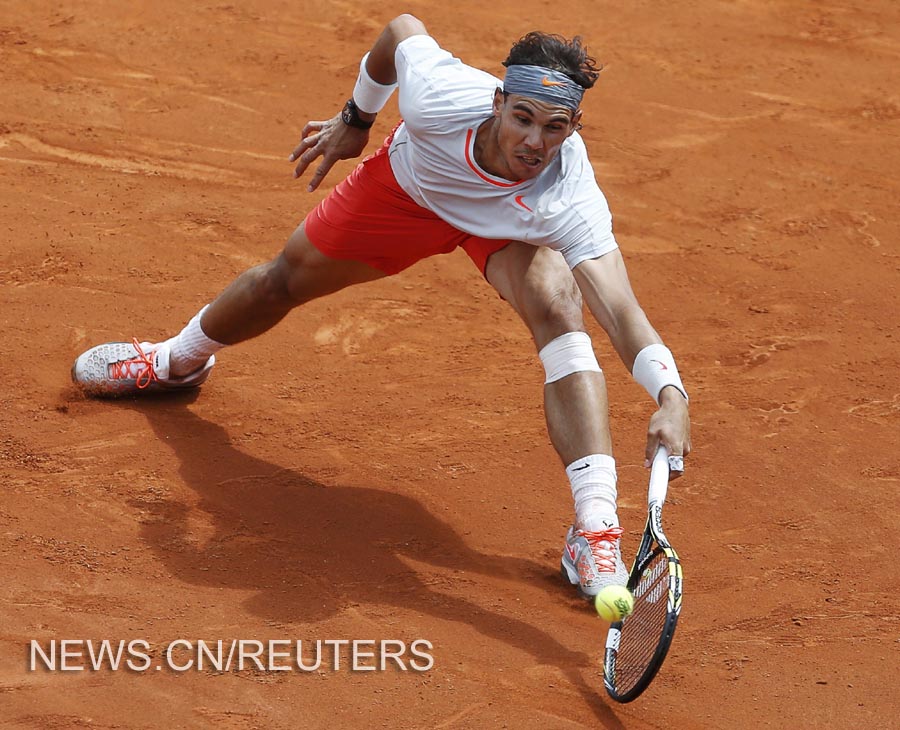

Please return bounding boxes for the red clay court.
[1,1,897,727]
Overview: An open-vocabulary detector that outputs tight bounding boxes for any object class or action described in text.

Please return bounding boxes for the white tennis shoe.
[72,338,214,396]
[561,524,628,598]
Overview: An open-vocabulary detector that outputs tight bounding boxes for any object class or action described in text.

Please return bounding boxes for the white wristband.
[352,53,398,114]
[632,344,688,404]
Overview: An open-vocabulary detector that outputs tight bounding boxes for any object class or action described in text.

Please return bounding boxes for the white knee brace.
[538,331,601,384]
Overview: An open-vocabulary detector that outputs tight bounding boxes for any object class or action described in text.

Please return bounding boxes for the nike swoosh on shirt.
[541,77,566,87]
[514,195,533,212]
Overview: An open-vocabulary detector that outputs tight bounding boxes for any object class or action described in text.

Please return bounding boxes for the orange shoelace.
[107,338,158,389]
[577,527,624,573]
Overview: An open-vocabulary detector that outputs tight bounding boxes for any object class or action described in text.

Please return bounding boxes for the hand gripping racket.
[603,446,684,702]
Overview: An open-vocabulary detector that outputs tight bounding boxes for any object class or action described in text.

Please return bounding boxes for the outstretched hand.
[288,114,370,192]
[644,387,691,475]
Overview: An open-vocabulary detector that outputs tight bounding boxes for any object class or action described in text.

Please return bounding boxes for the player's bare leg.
[485,242,627,596]
[171,224,385,374]
[72,224,385,391]
[485,243,611,462]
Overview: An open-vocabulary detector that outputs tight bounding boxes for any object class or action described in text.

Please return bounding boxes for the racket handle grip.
[648,445,670,507]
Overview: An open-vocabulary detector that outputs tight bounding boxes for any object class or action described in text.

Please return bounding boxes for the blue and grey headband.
[503,64,585,111]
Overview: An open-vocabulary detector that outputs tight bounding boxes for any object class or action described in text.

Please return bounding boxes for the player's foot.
[560,523,627,599]
[72,338,214,396]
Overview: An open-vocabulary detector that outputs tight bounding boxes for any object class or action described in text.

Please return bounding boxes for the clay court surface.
[1,0,898,727]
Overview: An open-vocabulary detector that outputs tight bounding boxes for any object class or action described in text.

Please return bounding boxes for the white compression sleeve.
[538,332,602,384]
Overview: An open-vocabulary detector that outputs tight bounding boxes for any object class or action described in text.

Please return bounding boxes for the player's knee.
[544,282,584,332]
[276,225,344,305]
[253,227,329,306]
[244,257,301,308]
[521,279,585,346]
[237,242,316,309]
[281,249,323,305]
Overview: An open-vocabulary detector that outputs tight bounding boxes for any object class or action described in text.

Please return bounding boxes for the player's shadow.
[116,395,624,729]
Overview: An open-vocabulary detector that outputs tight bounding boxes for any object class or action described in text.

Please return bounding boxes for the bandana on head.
[503,64,584,111]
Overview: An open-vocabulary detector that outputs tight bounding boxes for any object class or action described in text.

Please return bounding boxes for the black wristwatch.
[341,99,374,130]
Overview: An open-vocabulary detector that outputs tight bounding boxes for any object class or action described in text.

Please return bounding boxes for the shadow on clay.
[105,393,624,728]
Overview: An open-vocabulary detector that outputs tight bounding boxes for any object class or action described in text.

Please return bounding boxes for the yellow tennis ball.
[594,585,634,622]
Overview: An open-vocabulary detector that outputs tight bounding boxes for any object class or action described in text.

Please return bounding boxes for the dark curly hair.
[502,31,601,90]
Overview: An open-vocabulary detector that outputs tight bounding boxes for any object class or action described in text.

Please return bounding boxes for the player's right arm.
[572,250,691,466]
[288,14,428,190]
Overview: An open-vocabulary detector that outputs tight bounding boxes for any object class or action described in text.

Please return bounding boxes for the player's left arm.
[572,250,691,466]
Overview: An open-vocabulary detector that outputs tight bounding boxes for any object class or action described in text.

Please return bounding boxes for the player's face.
[492,91,582,180]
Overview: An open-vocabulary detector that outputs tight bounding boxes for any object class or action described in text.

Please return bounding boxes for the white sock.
[167,305,224,375]
[566,454,618,530]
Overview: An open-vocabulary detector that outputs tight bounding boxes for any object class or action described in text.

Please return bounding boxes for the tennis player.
[73,15,691,599]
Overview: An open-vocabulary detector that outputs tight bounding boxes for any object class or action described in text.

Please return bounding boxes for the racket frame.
[603,447,683,703]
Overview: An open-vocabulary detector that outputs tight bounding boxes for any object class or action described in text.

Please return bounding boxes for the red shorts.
[304,139,510,276]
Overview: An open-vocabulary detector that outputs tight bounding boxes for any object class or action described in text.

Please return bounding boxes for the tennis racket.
[603,445,684,702]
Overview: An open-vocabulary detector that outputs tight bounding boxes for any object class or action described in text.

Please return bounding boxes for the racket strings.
[613,551,671,693]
